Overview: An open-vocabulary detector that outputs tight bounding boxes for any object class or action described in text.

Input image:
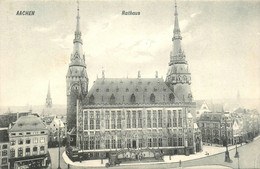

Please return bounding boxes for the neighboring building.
[198,112,233,146]
[0,128,9,169]
[195,100,211,119]
[48,117,65,142]
[65,1,201,161]
[9,115,49,169]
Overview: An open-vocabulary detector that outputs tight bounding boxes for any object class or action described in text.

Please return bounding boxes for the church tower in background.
[45,81,52,109]
[66,2,88,131]
[166,1,193,103]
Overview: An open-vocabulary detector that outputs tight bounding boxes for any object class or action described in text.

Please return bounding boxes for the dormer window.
[135,88,138,92]
[106,89,109,92]
[96,88,99,92]
[126,88,129,92]
[116,88,119,92]
[150,93,155,103]
[154,88,157,92]
[109,94,116,104]
[144,88,147,92]
[130,94,136,104]
[89,94,95,105]
[169,93,175,102]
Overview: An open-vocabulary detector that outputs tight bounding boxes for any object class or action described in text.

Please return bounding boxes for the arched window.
[89,94,95,104]
[130,94,136,104]
[169,93,175,102]
[109,94,115,104]
[150,93,155,103]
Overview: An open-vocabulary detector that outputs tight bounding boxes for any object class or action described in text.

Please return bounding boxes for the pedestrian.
[179,160,182,167]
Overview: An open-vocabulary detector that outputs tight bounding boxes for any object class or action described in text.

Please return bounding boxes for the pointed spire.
[173,0,182,41]
[102,67,105,78]
[46,81,52,108]
[74,0,82,44]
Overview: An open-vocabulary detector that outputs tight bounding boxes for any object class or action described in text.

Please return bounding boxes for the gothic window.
[169,93,175,102]
[112,139,116,149]
[168,138,173,146]
[132,111,137,128]
[96,111,100,129]
[130,94,136,104]
[138,111,142,128]
[158,138,162,147]
[117,139,122,148]
[158,110,162,127]
[89,94,95,104]
[153,138,157,147]
[105,140,110,149]
[150,93,155,103]
[147,110,151,128]
[127,111,131,128]
[117,111,121,129]
[96,140,100,149]
[84,111,88,130]
[178,138,183,146]
[148,138,152,147]
[153,110,157,128]
[127,139,131,148]
[90,137,94,150]
[167,111,172,127]
[109,94,115,104]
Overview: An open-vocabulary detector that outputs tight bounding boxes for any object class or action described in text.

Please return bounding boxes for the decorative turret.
[165,0,193,103]
[66,1,89,131]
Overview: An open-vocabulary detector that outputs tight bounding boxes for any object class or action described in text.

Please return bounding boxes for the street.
[48,147,67,169]
[58,137,260,169]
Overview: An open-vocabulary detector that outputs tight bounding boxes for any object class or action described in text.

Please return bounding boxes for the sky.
[0,0,259,107]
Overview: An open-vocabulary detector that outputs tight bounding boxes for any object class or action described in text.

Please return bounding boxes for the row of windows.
[10,146,45,158]
[10,137,45,145]
[82,138,185,150]
[96,87,168,93]
[84,109,182,119]
[10,131,46,136]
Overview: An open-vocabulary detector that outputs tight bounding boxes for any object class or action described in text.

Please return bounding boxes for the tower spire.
[46,81,52,108]
[74,0,82,44]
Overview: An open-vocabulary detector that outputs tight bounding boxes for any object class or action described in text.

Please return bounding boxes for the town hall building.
[66,1,201,160]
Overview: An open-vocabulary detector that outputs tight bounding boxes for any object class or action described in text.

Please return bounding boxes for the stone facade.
[66,1,201,161]
[8,115,49,169]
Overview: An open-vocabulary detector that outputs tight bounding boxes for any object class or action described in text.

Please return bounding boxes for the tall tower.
[66,1,88,131]
[166,0,193,102]
[45,81,52,108]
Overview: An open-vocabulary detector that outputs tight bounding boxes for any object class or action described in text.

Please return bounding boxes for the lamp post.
[224,117,232,163]
[234,141,240,169]
[58,120,61,169]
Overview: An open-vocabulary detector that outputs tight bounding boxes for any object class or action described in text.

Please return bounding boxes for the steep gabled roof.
[84,78,181,105]
[9,115,47,132]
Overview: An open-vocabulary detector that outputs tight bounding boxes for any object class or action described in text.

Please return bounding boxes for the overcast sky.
[0,0,259,107]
